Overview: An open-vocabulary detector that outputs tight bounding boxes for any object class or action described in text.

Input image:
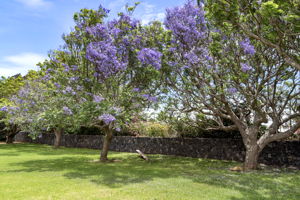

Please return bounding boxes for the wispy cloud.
[15,0,52,9]
[135,2,165,25]
[0,53,46,77]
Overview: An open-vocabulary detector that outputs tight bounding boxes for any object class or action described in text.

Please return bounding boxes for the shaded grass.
[0,143,299,200]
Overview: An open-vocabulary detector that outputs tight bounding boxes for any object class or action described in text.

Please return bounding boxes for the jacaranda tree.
[163,2,300,170]
[0,71,40,143]
[37,5,165,161]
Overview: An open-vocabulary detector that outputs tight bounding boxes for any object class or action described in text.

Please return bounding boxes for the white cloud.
[134,2,165,25]
[141,12,165,25]
[15,0,52,9]
[0,53,46,77]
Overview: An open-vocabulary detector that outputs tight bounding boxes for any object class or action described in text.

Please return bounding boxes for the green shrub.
[128,121,173,137]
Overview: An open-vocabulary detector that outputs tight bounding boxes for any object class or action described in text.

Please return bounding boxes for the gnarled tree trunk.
[100,127,113,162]
[5,135,14,144]
[244,144,260,171]
[5,124,20,144]
[239,127,262,171]
[54,128,63,148]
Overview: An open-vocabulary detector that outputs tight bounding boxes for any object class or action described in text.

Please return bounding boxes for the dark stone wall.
[15,132,300,168]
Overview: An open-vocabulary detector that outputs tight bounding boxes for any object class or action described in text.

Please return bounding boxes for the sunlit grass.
[0,143,299,200]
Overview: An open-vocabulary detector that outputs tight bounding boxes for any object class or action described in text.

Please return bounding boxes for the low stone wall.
[15,132,300,168]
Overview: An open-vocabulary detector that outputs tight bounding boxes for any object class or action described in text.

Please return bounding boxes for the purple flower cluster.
[70,77,79,82]
[86,41,127,79]
[63,106,73,115]
[228,87,238,94]
[71,65,79,71]
[142,94,158,102]
[63,64,70,72]
[54,82,61,88]
[46,68,54,74]
[241,63,252,72]
[119,14,140,29]
[0,106,8,112]
[86,24,110,40]
[137,48,162,70]
[239,38,256,55]
[164,2,207,48]
[184,52,199,65]
[99,114,116,125]
[93,95,104,103]
[42,74,51,81]
[99,5,110,14]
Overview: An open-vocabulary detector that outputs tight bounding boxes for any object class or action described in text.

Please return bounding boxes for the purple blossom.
[65,86,73,93]
[142,94,158,102]
[70,77,79,81]
[181,65,190,70]
[228,87,238,94]
[93,72,99,77]
[169,47,177,52]
[142,94,150,99]
[112,107,122,113]
[148,96,158,102]
[63,106,73,115]
[115,127,121,132]
[168,61,178,66]
[132,88,141,92]
[42,74,51,81]
[119,14,140,28]
[0,106,8,112]
[80,97,87,103]
[184,52,199,65]
[86,41,127,79]
[84,78,91,82]
[137,48,162,70]
[239,38,256,55]
[99,5,110,14]
[63,64,70,72]
[164,2,207,48]
[23,108,29,112]
[54,82,61,88]
[71,65,79,71]
[86,24,110,40]
[241,63,252,72]
[93,95,104,103]
[46,68,53,74]
[99,114,116,125]
[76,85,83,91]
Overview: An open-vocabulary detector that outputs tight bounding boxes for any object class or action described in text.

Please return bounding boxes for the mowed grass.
[0,143,299,200]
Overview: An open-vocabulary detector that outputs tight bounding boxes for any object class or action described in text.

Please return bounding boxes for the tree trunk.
[54,128,63,148]
[5,135,14,144]
[244,144,260,171]
[100,127,113,162]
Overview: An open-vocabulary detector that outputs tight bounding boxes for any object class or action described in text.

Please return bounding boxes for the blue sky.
[0,0,186,77]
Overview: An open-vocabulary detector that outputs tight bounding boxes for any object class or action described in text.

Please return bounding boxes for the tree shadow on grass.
[4,144,300,200]
[0,143,98,156]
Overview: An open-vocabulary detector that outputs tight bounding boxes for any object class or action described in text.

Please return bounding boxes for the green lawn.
[0,143,299,200]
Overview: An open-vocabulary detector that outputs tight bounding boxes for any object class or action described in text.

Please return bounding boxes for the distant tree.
[0,71,39,143]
